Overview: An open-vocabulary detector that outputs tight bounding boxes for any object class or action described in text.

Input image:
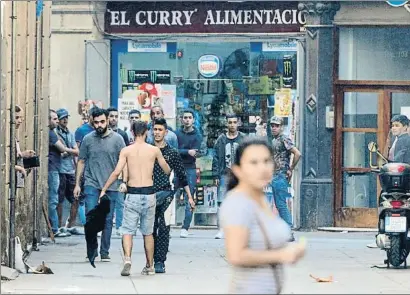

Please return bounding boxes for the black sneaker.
[154,262,166,273]
[101,254,111,262]
[288,232,295,242]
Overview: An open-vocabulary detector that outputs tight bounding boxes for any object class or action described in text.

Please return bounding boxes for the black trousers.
[153,191,174,263]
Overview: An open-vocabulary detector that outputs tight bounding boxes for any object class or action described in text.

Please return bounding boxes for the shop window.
[339,27,410,81]
[116,41,299,217]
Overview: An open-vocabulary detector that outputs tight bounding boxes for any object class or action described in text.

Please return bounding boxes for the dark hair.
[226,113,239,120]
[151,105,164,113]
[49,109,56,119]
[153,118,168,129]
[226,136,274,192]
[15,105,22,112]
[182,108,195,117]
[391,114,410,127]
[91,107,109,119]
[131,120,148,137]
[129,109,141,118]
[107,106,118,114]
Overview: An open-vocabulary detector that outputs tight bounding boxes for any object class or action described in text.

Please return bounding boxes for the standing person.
[220,137,305,294]
[107,106,129,236]
[49,110,73,237]
[100,120,171,277]
[151,118,196,273]
[74,107,97,225]
[146,106,178,149]
[388,115,410,164]
[75,108,95,146]
[175,108,203,238]
[14,105,36,189]
[270,116,301,242]
[73,108,126,262]
[55,108,81,236]
[107,106,130,146]
[212,114,245,239]
[125,109,141,144]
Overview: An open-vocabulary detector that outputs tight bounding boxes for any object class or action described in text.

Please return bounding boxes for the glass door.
[334,89,386,228]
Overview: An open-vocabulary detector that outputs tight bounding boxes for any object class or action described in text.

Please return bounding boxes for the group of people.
[13,99,409,293]
[45,105,201,276]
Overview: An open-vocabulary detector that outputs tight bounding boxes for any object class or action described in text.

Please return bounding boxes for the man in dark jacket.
[212,114,245,239]
[175,108,202,238]
[389,115,410,164]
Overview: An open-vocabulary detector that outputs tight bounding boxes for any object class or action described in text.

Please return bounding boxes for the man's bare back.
[100,135,170,196]
[123,142,158,187]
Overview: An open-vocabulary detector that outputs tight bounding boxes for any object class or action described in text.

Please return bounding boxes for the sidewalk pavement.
[2,230,410,294]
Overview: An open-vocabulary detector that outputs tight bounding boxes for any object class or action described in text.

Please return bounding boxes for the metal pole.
[8,0,17,269]
[31,3,41,251]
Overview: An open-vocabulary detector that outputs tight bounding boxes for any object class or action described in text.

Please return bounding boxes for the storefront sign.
[128,41,167,52]
[198,55,220,78]
[105,1,306,34]
[262,42,298,52]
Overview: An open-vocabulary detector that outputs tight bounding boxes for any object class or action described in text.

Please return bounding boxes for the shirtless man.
[100,120,171,277]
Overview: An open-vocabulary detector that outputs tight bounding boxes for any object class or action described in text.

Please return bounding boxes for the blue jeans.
[48,171,60,233]
[271,173,293,227]
[84,185,119,256]
[115,193,125,229]
[216,175,227,229]
[176,168,197,230]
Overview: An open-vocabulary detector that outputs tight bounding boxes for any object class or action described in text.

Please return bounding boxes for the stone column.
[297,2,340,230]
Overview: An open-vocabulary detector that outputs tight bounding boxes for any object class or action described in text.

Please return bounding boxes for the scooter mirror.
[368,142,378,153]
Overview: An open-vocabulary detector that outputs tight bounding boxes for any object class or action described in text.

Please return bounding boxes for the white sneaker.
[180,229,189,238]
[215,230,224,239]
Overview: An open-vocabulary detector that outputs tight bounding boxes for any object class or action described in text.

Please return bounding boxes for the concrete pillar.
[298,2,340,229]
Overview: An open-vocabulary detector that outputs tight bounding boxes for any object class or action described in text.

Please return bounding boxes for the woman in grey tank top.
[220,137,306,294]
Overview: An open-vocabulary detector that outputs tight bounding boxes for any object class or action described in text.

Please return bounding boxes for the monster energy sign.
[283,55,293,88]
[128,70,171,84]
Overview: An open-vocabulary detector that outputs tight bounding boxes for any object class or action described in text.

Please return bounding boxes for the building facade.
[50,1,410,229]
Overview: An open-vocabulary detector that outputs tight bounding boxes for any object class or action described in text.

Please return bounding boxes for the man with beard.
[212,114,245,239]
[73,108,126,261]
[151,118,195,273]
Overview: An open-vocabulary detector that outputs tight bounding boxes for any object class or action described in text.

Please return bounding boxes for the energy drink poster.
[128,70,171,85]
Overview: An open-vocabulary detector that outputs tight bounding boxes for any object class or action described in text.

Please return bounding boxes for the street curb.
[317,227,378,233]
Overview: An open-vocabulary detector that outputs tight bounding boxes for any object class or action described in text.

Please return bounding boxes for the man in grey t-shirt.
[74,108,126,262]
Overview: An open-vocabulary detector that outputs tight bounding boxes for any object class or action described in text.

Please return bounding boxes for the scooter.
[368,142,410,268]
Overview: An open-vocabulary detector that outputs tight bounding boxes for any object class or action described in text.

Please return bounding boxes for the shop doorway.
[334,87,410,228]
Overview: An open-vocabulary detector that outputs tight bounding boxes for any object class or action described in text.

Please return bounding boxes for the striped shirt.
[220,191,291,294]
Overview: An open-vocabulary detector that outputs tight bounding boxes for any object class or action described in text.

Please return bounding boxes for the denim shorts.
[120,193,156,236]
